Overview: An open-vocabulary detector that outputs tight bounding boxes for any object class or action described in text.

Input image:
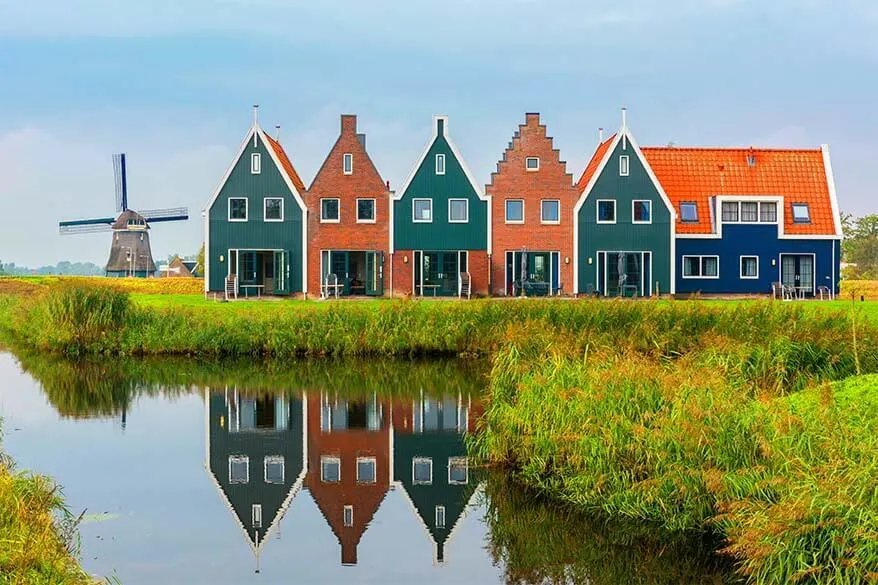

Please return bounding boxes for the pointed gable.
[308,114,385,193]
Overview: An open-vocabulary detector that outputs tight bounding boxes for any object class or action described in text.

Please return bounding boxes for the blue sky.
[0,0,875,266]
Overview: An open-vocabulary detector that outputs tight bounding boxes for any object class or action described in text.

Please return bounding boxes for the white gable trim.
[821,144,844,237]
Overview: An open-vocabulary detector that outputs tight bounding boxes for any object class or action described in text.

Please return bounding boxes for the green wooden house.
[205,108,308,297]
[574,111,677,296]
[390,116,491,297]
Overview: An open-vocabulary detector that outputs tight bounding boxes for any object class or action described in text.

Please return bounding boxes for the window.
[229,456,249,484]
[320,198,340,223]
[264,456,285,484]
[680,202,698,222]
[619,155,630,176]
[526,157,540,171]
[343,153,353,175]
[413,198,433,222]
[448,457,468,485]
[321,456,341,483]
[633,200,652,224]
[449,199,469,223]
[721,202,739,223]
[435,506,446,528]
[759,202,777,223]
[741,202,758,222]
[597,200,616,224]
[505,199,524,224]
[228,198,248,222]
[357,457,376,484]
[740,256,759,279]
[792,203,811,223]
[682,256,719,278]
[413,457,433,485]
[435,154,446,175]
[541,199,560,224]
[343,505,353,527]
[264,198,283,222]
[252,504,262,529]
[251,153,261,174]
[356,198,376,223]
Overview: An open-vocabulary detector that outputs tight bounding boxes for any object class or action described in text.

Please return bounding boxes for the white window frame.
[320,198,340,223]
[740,256,759,280]
[321,456,341,483]
[596,199,616,224]
[435,505,446,528]
[435,154,446,175]
[619,155,630,177]
[263,197,284,223]
[228,198,248,222]
[356,457,377,484]
[682,255,720,279]
[413,198,433,223]
[505,199,525,224]
[229,456,249,484]
[740,201,759,223]
[721,201,740,223]
[632,200,652,225]
[759,201,778,223]
[356,198,376,224]
[251,153,261,174]
[540,199,560,224]
[264,456,285,484]
[792,203,811,223]
[448,198,469,223]
[343,505,354,527]
[252,504,263,529]
[447,457,469,485]
[680,201,699,223]
[343,153,353,175]
[525,157,540,171]
[412,457,433,485]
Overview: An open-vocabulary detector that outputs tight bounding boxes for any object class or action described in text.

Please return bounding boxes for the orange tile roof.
[576,134,616,192]
[264,133,307,194]
[639,146,838,236]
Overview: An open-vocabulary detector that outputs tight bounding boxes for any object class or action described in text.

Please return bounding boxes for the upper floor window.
[356,198,376,223]
[264,197,283,222]
[228,198,248,222]
[619,155,630,177]
[413,198,433,223]
[448,199,469,223]
[343,153,353,175]
[721,202,739,223]
[722,200,779,224]
[229,456,249,484]
[505,199,524,224]
[413,457,433,485]
[792,203,811,223]
[264,456,285,484]
[357,457,376,484]
[680,202,698,222]
[448,457,468,485]
[321,456,341,483]
[633,200,652,224]
[741,202,758,222]
[251,153,261,174]
[760,202,777,223]
[597,199,616,224]
[320,198,340,223]
[541,199,560,224]
[526,157,540,171]
[435,154,446,175]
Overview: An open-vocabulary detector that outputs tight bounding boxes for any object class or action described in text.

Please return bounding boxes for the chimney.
[357,133,366,149]
[621,107,628,129]
[435,116,446,137]
[385,180,391,190]
[275,125,281,141]
[747,147,756,167]
[598,127,604,142]
[341,114,357,134]
[525,112,540,125]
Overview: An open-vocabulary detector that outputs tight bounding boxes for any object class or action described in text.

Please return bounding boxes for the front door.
[416,251,459,297]
[781,255,814,295]
[330,251,351,296]
[601,252,649,297]
[365,251,384,296]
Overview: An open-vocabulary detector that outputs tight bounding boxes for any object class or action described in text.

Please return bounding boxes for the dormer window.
[343,153,353,175]
[526,157,540,171]
[435,154,446,175]
[251,153,261,174]
[792,203,811,223]
[619,155,630,177]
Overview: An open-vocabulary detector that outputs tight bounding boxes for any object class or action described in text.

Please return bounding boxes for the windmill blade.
[59,217,114,235]
[138,207,189,223]
[113,153,128,212]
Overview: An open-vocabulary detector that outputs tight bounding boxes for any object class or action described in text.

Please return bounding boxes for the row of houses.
[205,109,842,298]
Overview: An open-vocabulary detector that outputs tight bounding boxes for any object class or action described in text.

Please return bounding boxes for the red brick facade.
[487,113,577,296]
[389,250,489,297]
[306,115,389,296]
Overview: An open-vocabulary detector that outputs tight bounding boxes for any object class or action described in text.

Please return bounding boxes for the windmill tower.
[58,154,189,277]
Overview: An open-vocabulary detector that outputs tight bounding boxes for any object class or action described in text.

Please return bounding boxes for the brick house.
[488,113,577,296]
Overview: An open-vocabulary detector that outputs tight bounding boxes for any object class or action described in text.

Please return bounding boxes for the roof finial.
[275,124,281,141]
[253,104,259,127]
[598,127,604,143]
[621,107,628,130]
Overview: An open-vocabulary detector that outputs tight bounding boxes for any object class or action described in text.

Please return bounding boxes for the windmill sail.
[59,217,115,235]
[138,207,189,223]
[113,153,128,212]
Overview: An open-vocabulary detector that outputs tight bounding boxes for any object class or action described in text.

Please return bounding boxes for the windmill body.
[58,154,188,277]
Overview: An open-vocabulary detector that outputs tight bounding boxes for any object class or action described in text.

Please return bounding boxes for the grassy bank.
[472,331,878,584]
[0,426,96,585]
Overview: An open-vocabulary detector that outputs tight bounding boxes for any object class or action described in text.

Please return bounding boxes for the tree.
[196,244,205,275]
[842,213,878,279]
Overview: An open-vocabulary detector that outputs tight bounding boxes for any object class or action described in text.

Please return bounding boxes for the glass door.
[330,251,350,296]
[439,252,459,296]
[365,251,384,296]
[422,252,440,296]
[604,252,644,297]
[781,255,814,295]
[273,250,289,295]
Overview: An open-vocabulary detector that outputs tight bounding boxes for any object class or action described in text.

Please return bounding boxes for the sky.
[0,0,876,267]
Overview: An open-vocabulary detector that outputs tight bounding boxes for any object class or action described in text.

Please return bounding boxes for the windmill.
[58,154,189,277]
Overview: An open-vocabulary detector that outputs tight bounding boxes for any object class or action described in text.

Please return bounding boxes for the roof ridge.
[641,145,823,153]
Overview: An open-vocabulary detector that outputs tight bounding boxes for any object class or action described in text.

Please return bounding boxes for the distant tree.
[842,213,878,279]
[0,260,5,275]
[196,244,205,273]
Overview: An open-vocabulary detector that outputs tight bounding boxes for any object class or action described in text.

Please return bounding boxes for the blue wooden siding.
[676,224,840,294]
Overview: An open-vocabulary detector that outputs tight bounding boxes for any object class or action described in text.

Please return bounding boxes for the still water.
[0,351,734,585]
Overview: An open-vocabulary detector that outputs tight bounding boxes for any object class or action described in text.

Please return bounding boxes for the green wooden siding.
[208,133,304,292]
[577,139,672,294]
[393,130,487,251]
